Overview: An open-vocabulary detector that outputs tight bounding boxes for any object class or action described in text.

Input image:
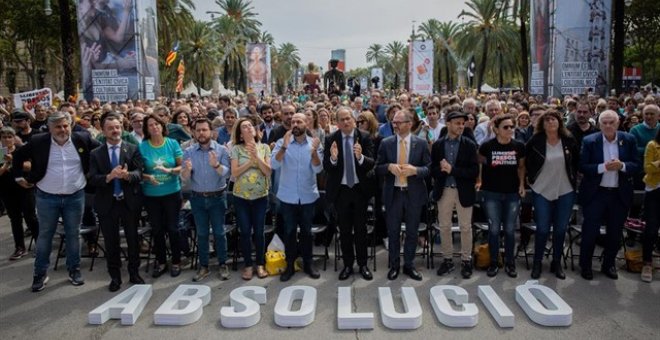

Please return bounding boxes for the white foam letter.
[337,287,374,329]
[378,287,422,329]
[429,285,478,327]
[478,285,514,328]
[274,285,317,327]
[88,284,152,325]
[516,280,572,326]
[220,286,267,328]
[154,284,211,326]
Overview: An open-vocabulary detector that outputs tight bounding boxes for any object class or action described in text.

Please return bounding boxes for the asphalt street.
[0,215,658,340]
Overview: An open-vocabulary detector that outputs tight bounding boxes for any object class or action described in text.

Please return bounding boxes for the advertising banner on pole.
[77,0,160,103]
[370,68,383,90]
[529,0,551,96]
[246,43,271,95]
[408,40,434,95]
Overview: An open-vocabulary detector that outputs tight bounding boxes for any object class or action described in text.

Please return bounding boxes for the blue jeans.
[280,201,315,267]
[482,190,521,265]
[234,196,268,267]
[532,190,575,262]
[190,193,227,267]
[34,189,85,275]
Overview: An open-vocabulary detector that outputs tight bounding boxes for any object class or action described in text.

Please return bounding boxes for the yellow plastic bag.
[265,250,287,275]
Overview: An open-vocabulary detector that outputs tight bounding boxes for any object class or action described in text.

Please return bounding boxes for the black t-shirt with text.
[478,138,525,193]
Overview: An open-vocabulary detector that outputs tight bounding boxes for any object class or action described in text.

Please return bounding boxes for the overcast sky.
[193,0,467,71]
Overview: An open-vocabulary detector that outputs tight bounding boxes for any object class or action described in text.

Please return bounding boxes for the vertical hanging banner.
[330,49,346,72]
[370,68,383,90]
[529,0,551,96]
[408,40,434,95]
[246,43,271,95]
[77,0,160,103]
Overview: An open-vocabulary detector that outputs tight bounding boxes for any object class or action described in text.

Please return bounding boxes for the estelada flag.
[176,59,185,93]
[166,41,180,67]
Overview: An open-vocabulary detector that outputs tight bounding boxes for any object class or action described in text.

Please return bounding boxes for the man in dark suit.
[324,107,375,281]
[578,110,641,280]
[430,111,479,279]
[88,113,145,291]
[376,109,431,281]
[12,111,100,292]
[259,103,279,144]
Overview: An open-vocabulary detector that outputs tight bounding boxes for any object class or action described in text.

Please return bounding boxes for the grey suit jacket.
[375,134,431,208]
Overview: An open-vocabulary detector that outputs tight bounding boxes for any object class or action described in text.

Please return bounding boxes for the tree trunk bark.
[477,34,490,94]
[445,52,451,91]
[59,0,75,99]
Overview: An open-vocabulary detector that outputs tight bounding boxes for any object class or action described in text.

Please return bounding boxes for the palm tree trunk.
[223,60,229,89]
[436,58,442,93]
[477,34,489,93]
[520,1,529,92]
[445,52,451,91]
[59,0,75,99]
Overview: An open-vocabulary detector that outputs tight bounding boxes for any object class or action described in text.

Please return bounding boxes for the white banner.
[408,40,434,95]
[247,43,271,95]
[13,88,53,113]
[370,68,383,90]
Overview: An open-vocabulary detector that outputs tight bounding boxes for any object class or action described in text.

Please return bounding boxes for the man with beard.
[12,111,36,144]
[88,112,145,292]
[181,118,232,282]
[259,104,278,144]
[31,104,49,131]
[568,100,598,147]
[13,111,100,292]
[271,113,323,281]
[267,104,295,147]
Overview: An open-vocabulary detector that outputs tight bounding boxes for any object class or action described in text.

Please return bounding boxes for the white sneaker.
[641,264,653,283]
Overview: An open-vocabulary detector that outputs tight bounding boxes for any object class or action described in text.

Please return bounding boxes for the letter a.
[88,284,152,325]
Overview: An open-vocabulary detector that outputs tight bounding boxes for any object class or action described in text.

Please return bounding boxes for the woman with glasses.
[478,114,526,278]
[525,110,579,279]
[231,117,272,280]
[318,107,336,136]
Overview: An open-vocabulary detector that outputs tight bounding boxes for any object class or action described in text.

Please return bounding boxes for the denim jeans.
[34,189,85,275]
[482,190,521,265]
[531,190,575,262]
[234,196,268,267]
[280,201,315,267]
[190,193,227,267]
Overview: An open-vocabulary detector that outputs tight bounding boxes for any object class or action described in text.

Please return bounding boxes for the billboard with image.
[408,40,434,95]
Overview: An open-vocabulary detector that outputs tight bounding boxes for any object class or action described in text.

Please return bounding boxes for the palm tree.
[209,0,262,92]
[457,0,517,92]
[180,21,219,95]
[365,43,385,68]
[157,0,195,96]
[384,41,405,89]
[271,42,300,94]
[258,31,274,46]
[438,21,461,91]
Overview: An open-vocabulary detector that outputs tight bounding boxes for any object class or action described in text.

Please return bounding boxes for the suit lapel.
[616,132,625,160]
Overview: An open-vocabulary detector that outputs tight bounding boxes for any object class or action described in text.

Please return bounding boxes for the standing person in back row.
[376,109,431,281]
[578,110,640,281]
[12,111,100,292]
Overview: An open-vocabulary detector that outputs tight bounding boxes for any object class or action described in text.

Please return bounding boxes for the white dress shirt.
[37,137,86,194]
[598,134,626,187]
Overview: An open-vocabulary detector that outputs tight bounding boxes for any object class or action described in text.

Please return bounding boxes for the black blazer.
[259,122,280,144]
[430,135,479,206]
[525,133,580,190]
[88,142,144,216]
[323,129,376,203]
[12,132,100,185]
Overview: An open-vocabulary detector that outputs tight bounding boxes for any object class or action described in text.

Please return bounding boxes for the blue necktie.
[344,135,355,188]
[110,145,121,197]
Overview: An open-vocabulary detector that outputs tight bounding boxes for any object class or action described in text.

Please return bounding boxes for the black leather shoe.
[550,261,565,280]
[280,269,294,282]
[601,266,618,280]
[581,268,594,280]
[170,264,181,277]
[338,267,353,281]
[129,274,145,284]
[403,266,423,281]
[304,264,320,279]
[109,278,122,292]
[152,264,168,278]
[359,266,373,281]
[387,267,400,280]
[531,261,542,279]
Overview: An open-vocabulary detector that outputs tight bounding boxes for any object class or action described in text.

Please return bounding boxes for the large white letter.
[337,287,374,329]
[378,287,422,330]
[478,285,514,328]
[88,284,152,325]
[274,286,317,327]
[220,286,267,328]
[429,285,478,327]
[154,284,211,326]
[516,280,572,326]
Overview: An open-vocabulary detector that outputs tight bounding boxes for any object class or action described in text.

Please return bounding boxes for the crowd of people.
[0,86,659,293]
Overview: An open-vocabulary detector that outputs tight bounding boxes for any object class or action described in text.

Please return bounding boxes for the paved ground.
[0,215,658,340]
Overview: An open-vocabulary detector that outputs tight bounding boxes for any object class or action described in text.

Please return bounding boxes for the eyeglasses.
[500,125,515,130]
[391,120,410,126]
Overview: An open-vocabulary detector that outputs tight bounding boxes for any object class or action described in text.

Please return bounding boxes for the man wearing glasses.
[376,110,431,281]
[129,112,145,143]
[567,100,598,147]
